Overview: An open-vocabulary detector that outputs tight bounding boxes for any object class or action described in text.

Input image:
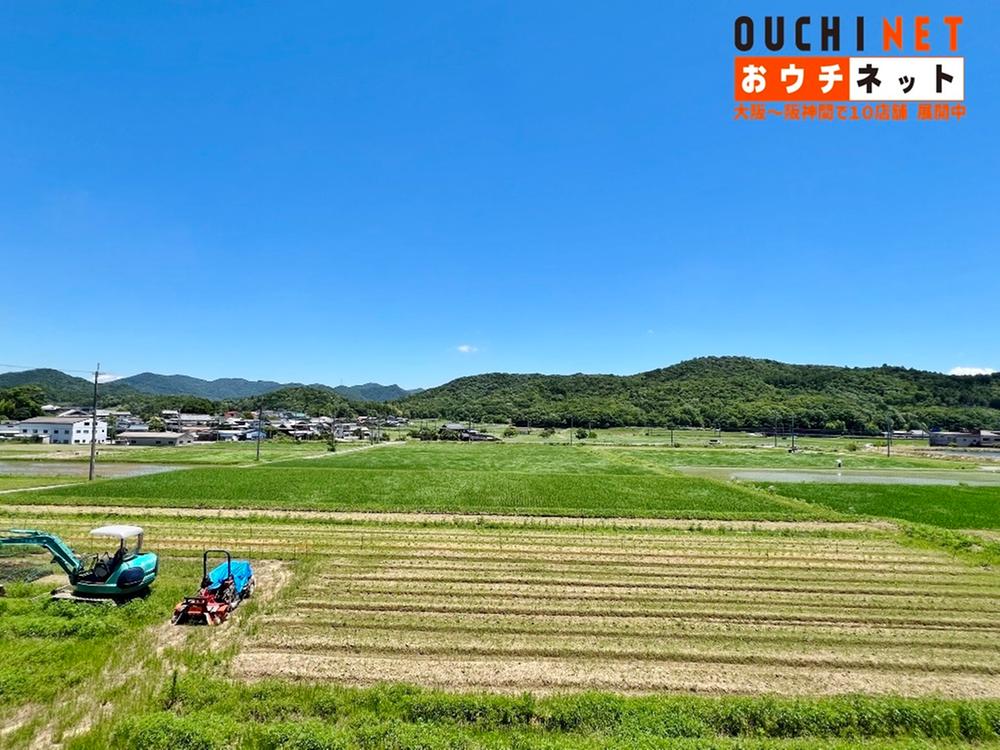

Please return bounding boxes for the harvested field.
[212,520,1000,697]
[7,506,996,699]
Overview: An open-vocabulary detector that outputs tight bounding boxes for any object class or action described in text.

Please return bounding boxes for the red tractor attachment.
[172,549,255,625]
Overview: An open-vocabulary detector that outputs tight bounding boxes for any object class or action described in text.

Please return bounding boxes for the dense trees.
[397,357,1000,434]
[0,385,44,420]
[228,387,357,418]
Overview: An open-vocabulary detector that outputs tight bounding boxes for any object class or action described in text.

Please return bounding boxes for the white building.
[17,416,108,445]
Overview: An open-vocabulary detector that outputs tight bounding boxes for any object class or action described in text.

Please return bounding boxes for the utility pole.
[886,415,892,457]
[790,416,796,452]
[88,364,99,481]
[255,399,263,461]
[774,416,778,448]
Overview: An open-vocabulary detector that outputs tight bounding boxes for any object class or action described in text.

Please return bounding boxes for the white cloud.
[948,366,996,377]
[96,373,123,383]
[456,344,478,354]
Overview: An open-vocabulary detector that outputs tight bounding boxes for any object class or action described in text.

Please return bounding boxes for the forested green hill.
[0,368,95,403]
[397,357,1000,432]
[229,386,358,417]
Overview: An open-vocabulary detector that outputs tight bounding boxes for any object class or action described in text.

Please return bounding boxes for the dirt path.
[0,503,893,533]
[0,481,85,495]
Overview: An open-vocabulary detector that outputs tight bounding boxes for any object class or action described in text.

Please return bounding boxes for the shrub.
[257,720,345,750]
[111,714,220,750]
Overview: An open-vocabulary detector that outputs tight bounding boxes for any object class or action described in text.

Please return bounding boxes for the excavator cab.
[78,527,143,583]
[0,526,158,602]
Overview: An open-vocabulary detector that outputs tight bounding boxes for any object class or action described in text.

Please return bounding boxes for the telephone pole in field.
[88,364,99,481]
[256,399,263,461]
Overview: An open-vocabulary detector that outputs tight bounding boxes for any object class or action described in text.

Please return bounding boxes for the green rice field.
[22,444,832,520]
[763,483,1000,530]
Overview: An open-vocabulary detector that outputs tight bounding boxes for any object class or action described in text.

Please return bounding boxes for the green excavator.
[0,525,158,601]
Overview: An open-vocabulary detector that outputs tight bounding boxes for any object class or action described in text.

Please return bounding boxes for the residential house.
[438,423,498,442]
[929,430,1000,448]
[17,416,108,445]
[117,431,196,447]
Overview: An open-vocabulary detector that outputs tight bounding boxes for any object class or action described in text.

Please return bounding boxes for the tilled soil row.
[169,544,964,575]
[291,599,1000,631]
[262,613,1000,652]
[325,557,1000,589]
[295,586,997,621]
[231,651,1000,697]
[310,571,1000,602]
[245,632,1000,675]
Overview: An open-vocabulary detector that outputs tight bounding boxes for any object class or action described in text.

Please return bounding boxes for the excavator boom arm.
[0,529,83,577]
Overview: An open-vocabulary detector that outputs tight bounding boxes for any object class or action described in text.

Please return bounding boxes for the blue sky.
[1,2,996,388]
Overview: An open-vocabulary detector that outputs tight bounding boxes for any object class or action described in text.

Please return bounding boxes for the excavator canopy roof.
[89,525,143,539]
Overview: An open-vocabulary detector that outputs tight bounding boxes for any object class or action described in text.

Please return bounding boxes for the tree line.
[392,357,1000,433]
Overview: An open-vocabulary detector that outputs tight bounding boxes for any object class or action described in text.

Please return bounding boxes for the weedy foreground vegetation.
[2,440,1000,749]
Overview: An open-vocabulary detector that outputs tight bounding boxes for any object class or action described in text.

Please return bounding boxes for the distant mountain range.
[0,369,420,403]
[115,372,296,400]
